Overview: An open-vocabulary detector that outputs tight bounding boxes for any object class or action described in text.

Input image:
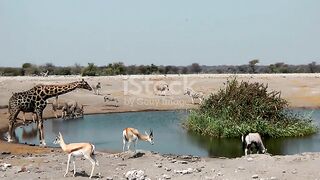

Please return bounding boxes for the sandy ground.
[0,74,320,179]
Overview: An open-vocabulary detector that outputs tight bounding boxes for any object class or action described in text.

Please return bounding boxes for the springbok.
[155,83,169,96]
[73,102,84,118]
[92,82,101,95]
[61,100,79,119]
[184,88,204,104]
[242,133,267,155]
[53,132,98,179]
[40,70,49,77]
[122,128,154,152]
[61,102,73,119]
[104,95,118,103]
[104,95,119,107]
[50,96,64,118]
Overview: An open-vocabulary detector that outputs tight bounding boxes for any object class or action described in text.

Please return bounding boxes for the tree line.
[0,60,319,76]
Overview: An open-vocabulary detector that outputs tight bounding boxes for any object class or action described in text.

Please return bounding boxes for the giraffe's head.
[76,79,93,91]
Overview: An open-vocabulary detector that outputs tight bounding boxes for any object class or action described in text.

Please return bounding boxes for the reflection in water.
[13,109,320,158]
[8,128,19,143]
[21,125,38,140]
[186,131,243,157]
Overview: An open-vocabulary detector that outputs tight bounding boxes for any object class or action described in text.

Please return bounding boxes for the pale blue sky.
[0,0,319,67]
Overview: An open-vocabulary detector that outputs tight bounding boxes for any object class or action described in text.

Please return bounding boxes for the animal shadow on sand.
[104,104,119,107]
[121,151,146,160]
[72,170,101,179]
[130,151,145,158]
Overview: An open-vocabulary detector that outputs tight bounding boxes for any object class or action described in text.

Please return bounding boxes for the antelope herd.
[8,79,268,179]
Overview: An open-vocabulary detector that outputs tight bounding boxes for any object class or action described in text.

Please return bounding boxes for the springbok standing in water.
[73,102,85,118]
[242,133,267,155]
[53,132,98,179]
[122,128,154,152]
[50,96,64,118]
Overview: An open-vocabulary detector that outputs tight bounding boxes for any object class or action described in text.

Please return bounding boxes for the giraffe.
[8,79,92,146]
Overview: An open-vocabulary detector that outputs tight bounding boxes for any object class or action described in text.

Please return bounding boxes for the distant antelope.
[50,96,64,118]
[92,82,101,95]
[104,95,118,103]
[61,102,76,119]
[73,102,84,118]
[184,88,204,104]
[242,133,267,155]
[104,95,119,107]
[40,70,49,77]
[155,83,169,96]
[53,132,98,179]
[122,128,154,152]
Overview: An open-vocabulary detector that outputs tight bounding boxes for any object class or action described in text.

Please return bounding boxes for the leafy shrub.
[104,62,126,75]
[82,63,99,76]
[0,67,23,76]
[55,67,72,75]
[185,78,317,138]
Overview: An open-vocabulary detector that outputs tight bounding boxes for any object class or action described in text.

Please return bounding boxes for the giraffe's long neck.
[39,82,80,100]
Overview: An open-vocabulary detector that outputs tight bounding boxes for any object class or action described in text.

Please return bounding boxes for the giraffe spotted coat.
[8,79,92,146]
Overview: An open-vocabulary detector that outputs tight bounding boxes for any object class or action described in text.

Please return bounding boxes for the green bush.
[185,78,317,138]
[82,63,99,76]
[0,67,23,76]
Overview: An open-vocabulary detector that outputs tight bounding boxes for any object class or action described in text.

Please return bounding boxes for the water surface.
[15,109,320,158]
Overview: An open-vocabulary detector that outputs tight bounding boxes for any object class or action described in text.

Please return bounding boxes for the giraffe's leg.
[53,110,58,119]
[61,111,65,119]
[36,110,46,147]
[32,113,36,123]
[37,119,46,147]
[22,112,26,124]
[8,109,20,142]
